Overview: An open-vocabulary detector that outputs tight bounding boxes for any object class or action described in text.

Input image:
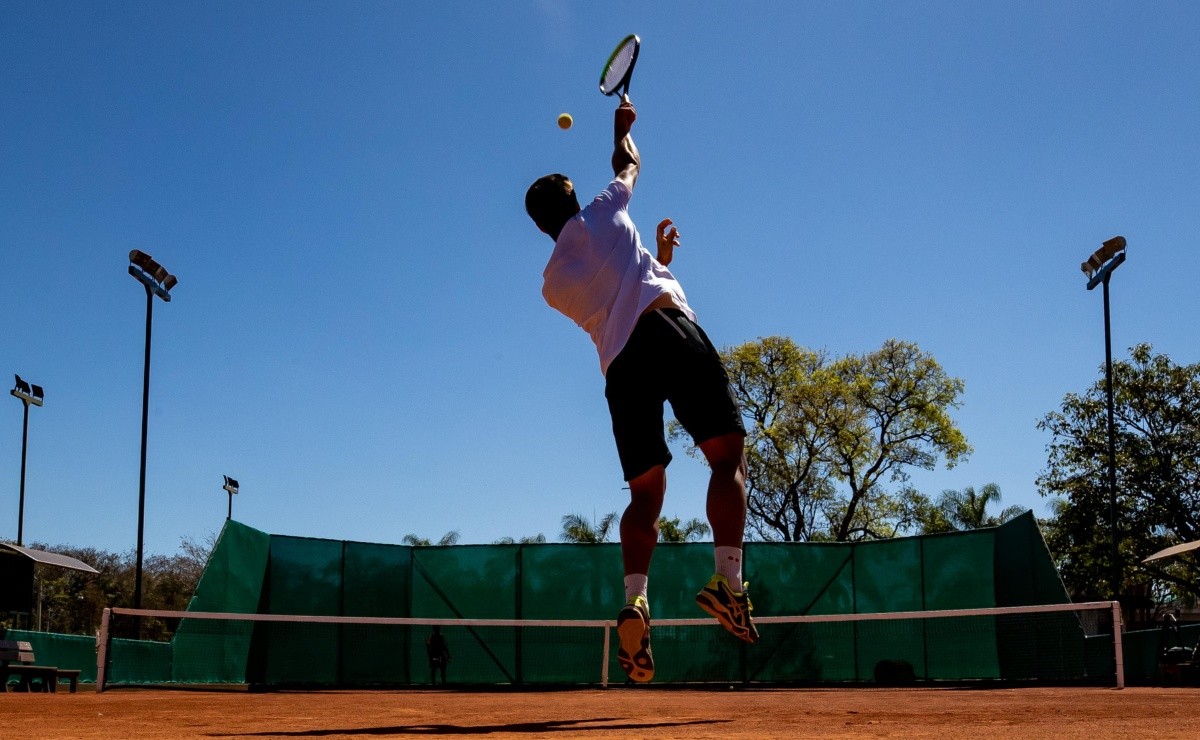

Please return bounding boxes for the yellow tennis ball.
[557,112,573,130]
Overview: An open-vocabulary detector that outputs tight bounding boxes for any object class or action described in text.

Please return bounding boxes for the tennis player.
[525,96,759,683]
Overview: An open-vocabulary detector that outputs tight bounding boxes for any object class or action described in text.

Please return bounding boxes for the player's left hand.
[656,218,679,266]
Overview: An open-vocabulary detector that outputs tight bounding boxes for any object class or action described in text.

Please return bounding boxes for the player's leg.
[605,318,670,683]
[698,431,747,550]
[694,431,758,642]
[621,464,665,577]
[613,463,662,683]
[654,309,759,644]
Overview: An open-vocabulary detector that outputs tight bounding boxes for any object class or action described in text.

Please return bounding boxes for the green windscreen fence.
[104,512,1108,687]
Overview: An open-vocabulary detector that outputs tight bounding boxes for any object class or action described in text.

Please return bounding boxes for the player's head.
[525,173,580,239]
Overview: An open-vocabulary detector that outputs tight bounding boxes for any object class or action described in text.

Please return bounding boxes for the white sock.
[624,573,648,605]
[715,546,743,586]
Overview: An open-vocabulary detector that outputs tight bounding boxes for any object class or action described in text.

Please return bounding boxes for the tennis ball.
[557,112,573,130]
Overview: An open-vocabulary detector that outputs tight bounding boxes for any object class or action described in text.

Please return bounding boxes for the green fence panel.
[108,637,172,684]
[921,531,1000,679]
[742,543,853,682]
[993,512,1070,607]
[922,530,996,610]
[173,619,253,684]
[1119,623,1200,686]
[642,543,742,683]
[750,542,854,616]
[518,543,622,620]
[853,538,923,612]
[187,520,270,612]
[411,545,519,684]
[157,515,1083,687]
[646,543,718,619]
[517,543,620,684]
[173,520,270,683]
[260,536,343,684]
[3,630,97,683]
[341,541,412,685]
[991,513,1075,680]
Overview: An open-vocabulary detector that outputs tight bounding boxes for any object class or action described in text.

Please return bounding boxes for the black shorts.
[604,308,745,481]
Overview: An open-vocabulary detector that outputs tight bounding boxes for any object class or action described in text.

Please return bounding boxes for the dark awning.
[0,543,99,574]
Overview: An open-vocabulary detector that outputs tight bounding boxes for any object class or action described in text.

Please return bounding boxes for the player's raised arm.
[612,96,640,191]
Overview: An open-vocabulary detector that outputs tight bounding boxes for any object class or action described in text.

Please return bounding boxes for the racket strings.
[601,40,637,94]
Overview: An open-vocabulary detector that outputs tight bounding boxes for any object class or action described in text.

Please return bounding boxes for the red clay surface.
[5,686,1200,739]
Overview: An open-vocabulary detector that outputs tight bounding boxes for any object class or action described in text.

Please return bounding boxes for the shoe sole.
[616,608,654,683]
[696,590,759,644]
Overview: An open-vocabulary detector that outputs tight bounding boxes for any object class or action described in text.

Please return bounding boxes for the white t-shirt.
[542,179,696,375]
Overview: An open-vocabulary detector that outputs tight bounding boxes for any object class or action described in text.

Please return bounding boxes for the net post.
[1111,600,1125,689]
[601,621,611,688]
[96,607,112,692]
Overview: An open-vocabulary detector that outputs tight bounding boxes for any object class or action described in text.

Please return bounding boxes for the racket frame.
[599,34,641,99]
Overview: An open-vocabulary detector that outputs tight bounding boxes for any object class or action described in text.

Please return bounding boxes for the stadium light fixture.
[1081,235,1126,602]
[222,475,239,520]
[10,374,44,546]
[127,250,177,624]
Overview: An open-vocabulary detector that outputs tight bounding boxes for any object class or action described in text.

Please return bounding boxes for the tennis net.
[97,601,1124,690]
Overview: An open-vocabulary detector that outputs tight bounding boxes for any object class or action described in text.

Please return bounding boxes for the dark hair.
[525,174,579,235]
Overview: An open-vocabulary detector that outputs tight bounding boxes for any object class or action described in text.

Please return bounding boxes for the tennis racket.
[599,34,640,100]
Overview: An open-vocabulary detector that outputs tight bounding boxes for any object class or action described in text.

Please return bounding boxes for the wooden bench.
[0,639,80,693]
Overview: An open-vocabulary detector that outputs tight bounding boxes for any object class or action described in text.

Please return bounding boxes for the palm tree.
[935,484,1025,531]
[402,531,460,546]
[560,513,620,543]
[493,534,548,544]
[658,517,711,543]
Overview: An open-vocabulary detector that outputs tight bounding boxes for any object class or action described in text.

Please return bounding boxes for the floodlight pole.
[222,476,239,520]
[134,285,154,618]
[127,251,176,635]
[1085,242,1126,602]
[17,400,29,546]
[10,377,43,547]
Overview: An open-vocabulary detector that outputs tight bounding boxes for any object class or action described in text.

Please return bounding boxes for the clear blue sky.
[3,2,1197,557]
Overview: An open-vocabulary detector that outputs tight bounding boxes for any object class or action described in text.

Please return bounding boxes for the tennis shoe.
[695,574,759,644]
[616,595,654,683]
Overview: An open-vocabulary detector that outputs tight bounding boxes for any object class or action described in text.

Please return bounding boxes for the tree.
[560,513,619,543]
[1038,343,1200,606]
[2,535,216,638]
[925,483,1026,533]
[693,337,970,542]
[493,534,548,544]
[402,531,460,547]
[658,517,710,543]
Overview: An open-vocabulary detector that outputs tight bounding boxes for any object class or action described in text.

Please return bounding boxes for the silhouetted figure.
[426,626,451,685]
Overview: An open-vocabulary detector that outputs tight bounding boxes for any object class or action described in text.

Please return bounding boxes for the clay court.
[5,686,1199,739]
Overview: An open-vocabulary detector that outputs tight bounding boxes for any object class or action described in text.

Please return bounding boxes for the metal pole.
[227,490,233,520]
[134,286,154,631]
[96,607,111,692]
[17,401,29,546]
[1102,275,1120,601]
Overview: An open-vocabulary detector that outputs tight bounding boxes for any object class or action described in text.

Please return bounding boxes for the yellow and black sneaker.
[695,574,759,644]
[616,595,654,682]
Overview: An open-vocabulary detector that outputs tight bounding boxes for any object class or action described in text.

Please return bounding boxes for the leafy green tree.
[2,535,216,638]
[926,483,1025,533]
[559,513,619,543]
[1038,343,1200,605]
[658,517,710,543]
[691,337,970,542]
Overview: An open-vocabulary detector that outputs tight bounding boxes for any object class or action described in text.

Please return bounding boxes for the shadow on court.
[214,717,730,736]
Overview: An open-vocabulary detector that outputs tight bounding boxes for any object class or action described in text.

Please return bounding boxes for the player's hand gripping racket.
[599,34,640,101]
